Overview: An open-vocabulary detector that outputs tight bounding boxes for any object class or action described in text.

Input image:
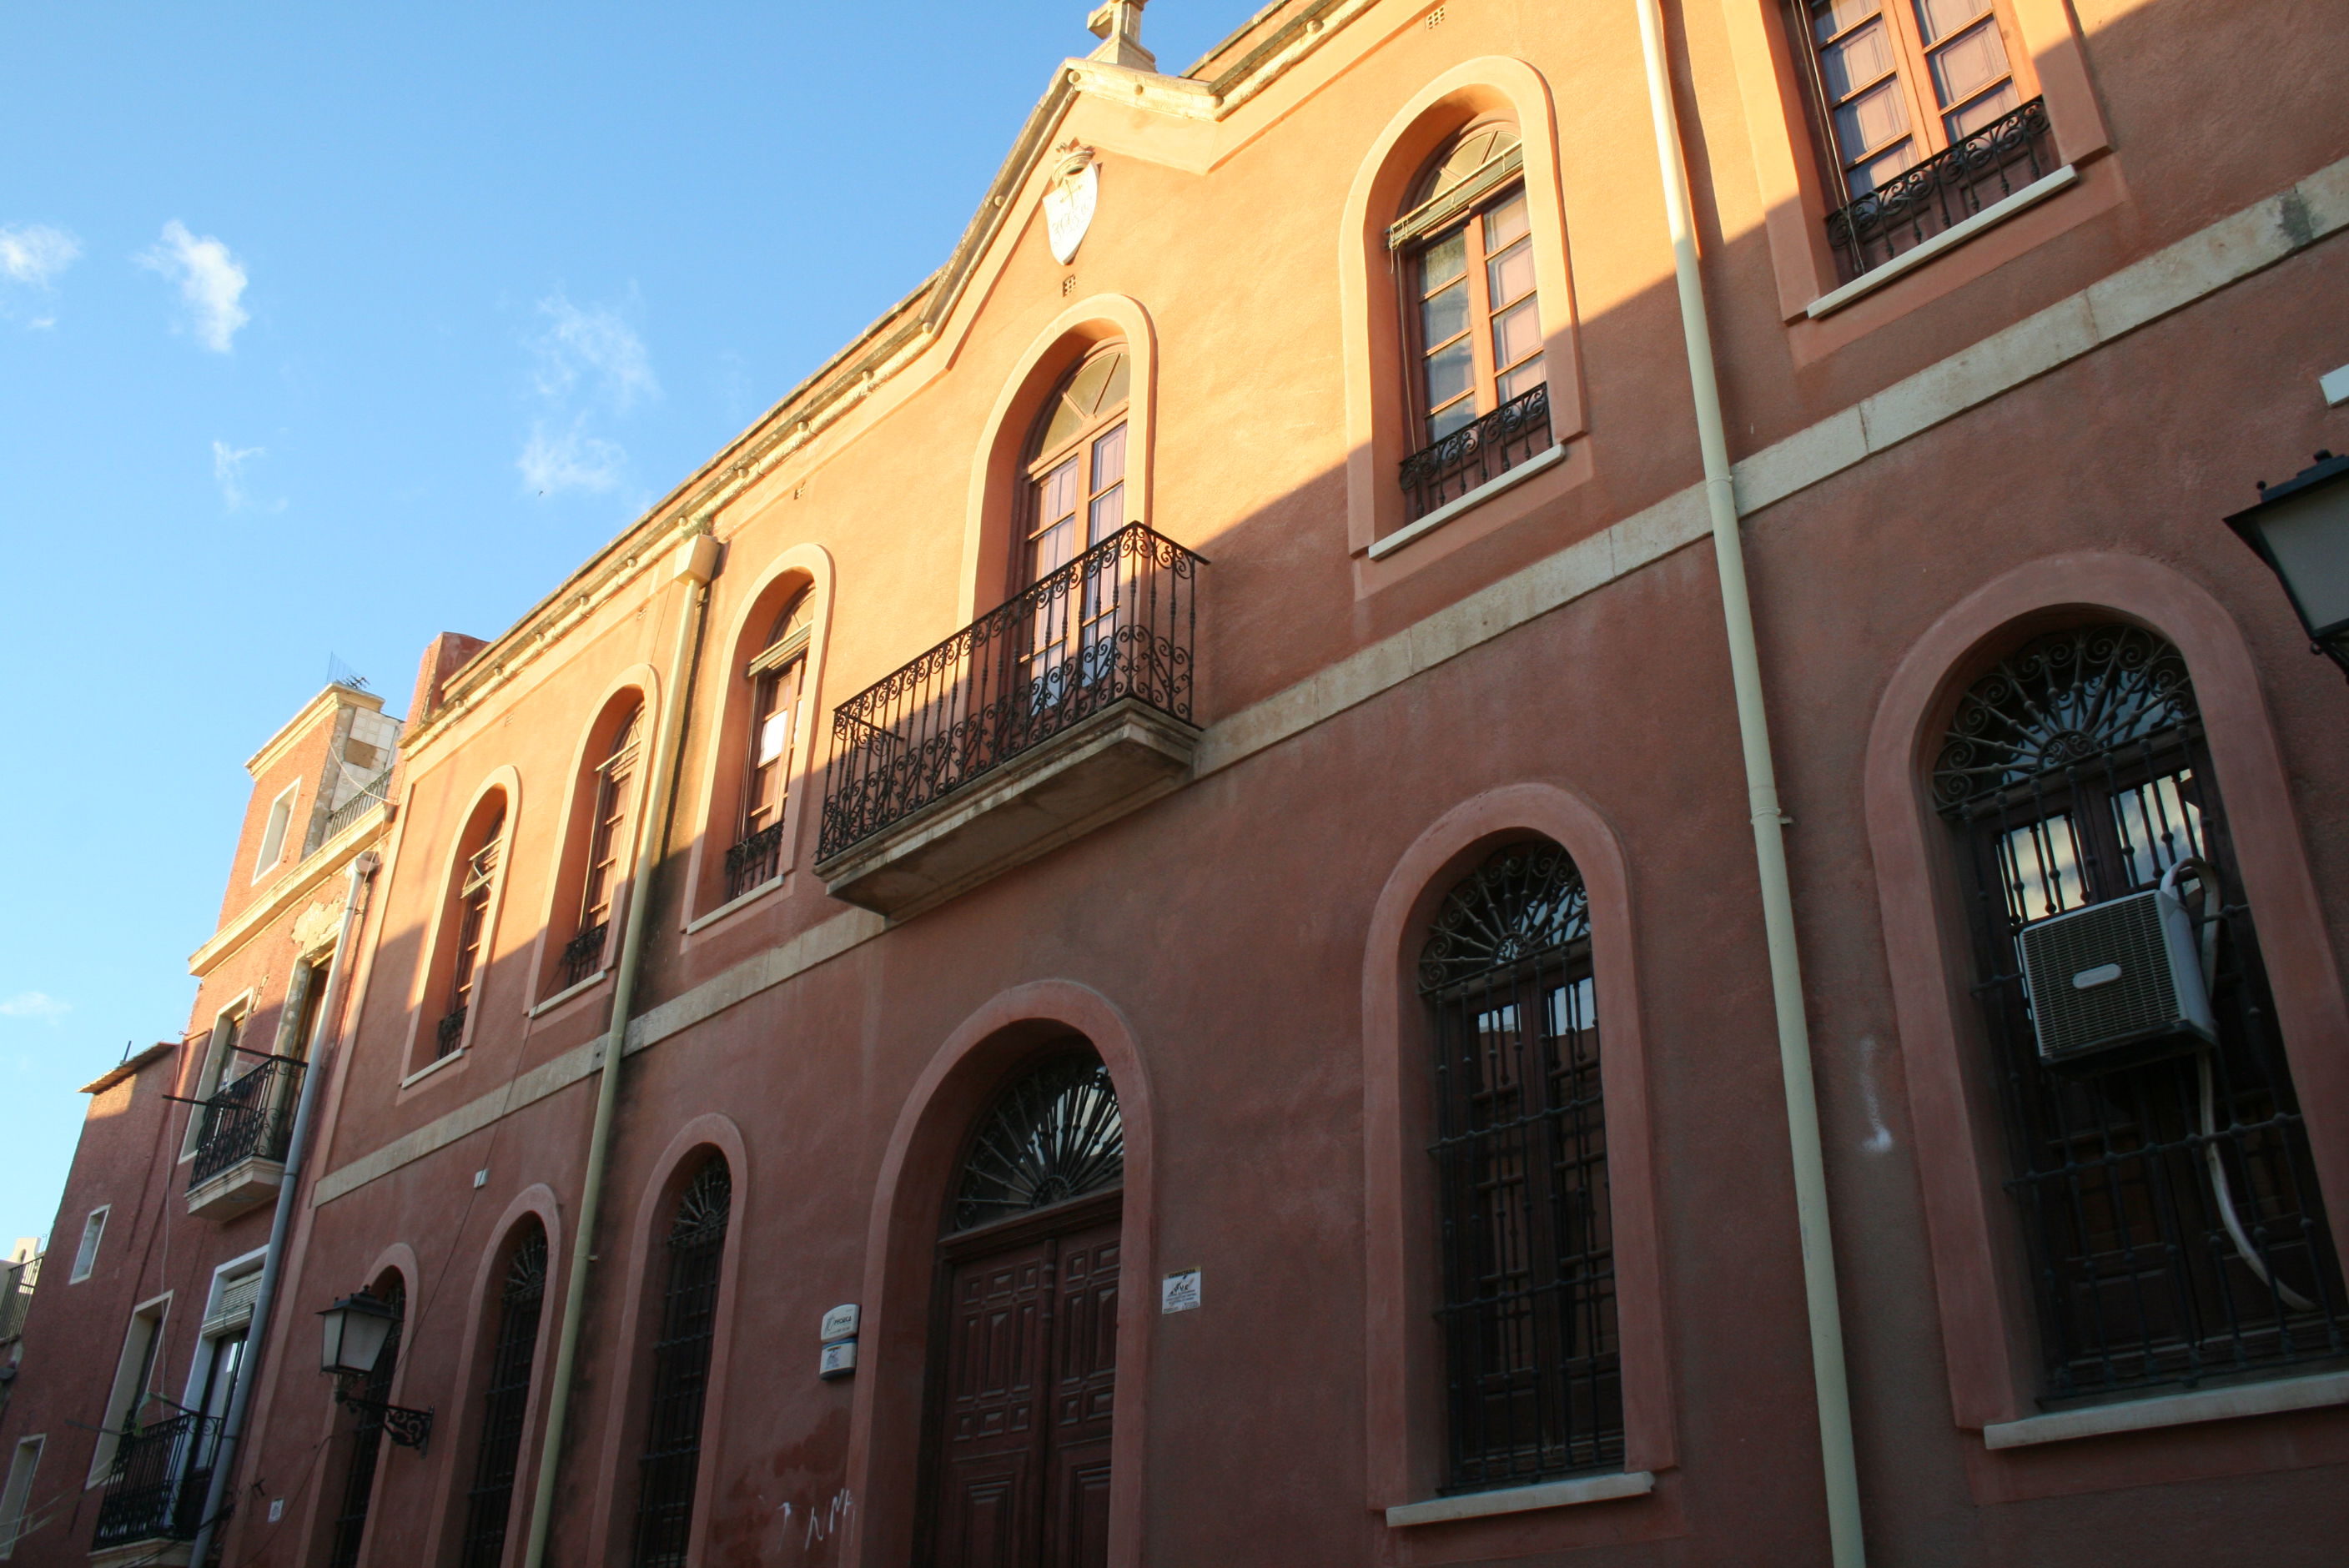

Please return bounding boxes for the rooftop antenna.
[325,653,374,692]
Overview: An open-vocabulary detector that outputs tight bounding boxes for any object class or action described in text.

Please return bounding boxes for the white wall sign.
[1160,1269,1200,1314]
[819,1303,860,1344]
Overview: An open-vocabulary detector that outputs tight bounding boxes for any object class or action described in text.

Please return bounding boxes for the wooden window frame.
[1395,126,1545,452]
[576,706,644,950]
[739,606,812,847]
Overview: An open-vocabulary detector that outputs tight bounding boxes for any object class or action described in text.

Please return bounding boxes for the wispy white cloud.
[0,992,71,1024]
[0,223,81,328]
[211,440,282,512]
[520,420,626,495]
[138,219,250,351]
[531,292,658,411]
[518,289,656,497]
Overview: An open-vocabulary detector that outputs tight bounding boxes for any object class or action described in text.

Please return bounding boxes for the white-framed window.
[179,1253,261,1483]
[182,1002,253,1160]
[253,782,299,880]
[67,1207,108,1284]
[0,1435,44,1561]
[88,1294,169,1485]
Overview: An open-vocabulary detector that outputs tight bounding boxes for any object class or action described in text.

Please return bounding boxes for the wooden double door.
[928,1196,1120,1568]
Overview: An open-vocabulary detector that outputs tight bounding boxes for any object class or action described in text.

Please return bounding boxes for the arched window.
[926,1052,1123,1565]
[1015,344,1132,699]
[440,802,506,1058]
[631,1157,730,1568]
[1391,123,1551,519]
[325,1277,405,1568]
[1934,623,2346,1398]
[561,704,642,989]
[458,1223,547,1568]
[1420,840,1620,1491]
[727,591,812,898]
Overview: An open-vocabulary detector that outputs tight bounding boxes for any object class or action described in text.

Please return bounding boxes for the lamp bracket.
[333,1388,434,1453]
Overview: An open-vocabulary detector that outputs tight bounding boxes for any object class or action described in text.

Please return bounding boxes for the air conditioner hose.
[2167,859,2316,1312]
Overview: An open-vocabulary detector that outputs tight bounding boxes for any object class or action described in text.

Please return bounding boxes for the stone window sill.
[399,1048,466,1090]
[1805,164,2079,321]
[1383,1469,1654,1527]
[528,969,610,1018]
[1367,441,1570,560]
[684,875,783,935]
[1980,1369,2349,1450]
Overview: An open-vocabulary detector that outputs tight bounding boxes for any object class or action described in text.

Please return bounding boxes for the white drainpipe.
[1629,3,1867,1563]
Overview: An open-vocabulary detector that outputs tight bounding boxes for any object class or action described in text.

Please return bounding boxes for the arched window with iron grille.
[631,1156,731,1568]
[324,1278,405,1568]
[1934,622,2346,1398]
[1420,839,1620,1493]
[457,1222,547,1568]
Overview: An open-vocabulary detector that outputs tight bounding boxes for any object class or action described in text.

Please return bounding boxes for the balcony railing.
[322,765,395,842]
[558,923,608,989]
[0,1253,34,1343]
[189,1056,304,1189]
[1827,98,2055,280]
[819,522,1205,860]
[438,1007,469,1057]
[92,1412,219,1549]
[1399,383,1553,523]
[725,822,786,900]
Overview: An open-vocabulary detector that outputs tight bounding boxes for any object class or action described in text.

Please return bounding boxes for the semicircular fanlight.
[951,1054,1124,1233]
[1418,837,1590,995]
[1932,624,2196,813]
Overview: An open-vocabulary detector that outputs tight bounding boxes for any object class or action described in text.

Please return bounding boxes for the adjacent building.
[5,1,2347,1564]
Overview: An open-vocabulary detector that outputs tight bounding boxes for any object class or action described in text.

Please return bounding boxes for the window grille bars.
[187,1055,305,1189]
[326,1283,404,1568]
[1826,98,2055,281]
[723,821,786,900]
[1397,383,1553,524]
[817,522,1203,861]
[1941,626,2347,1401]
[89,1412,219,1548]
[631,1160,731,1568]
[1422,842,1622,1493]
[559,923,609,990]
[458,1229,548,1568]
[950,1054,1124,1234]
[437,1008,469,1058]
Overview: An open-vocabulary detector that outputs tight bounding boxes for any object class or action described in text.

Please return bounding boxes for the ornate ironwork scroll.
[91,1412,220,1547]
[723,821,785,899]
[188,1055,305,1189]
[1931,622,2194,812]
[1826,98,2054,280]
[1419,838,1592,994]
[559,922,609,989]
[818,522,1204,860]
[1397,382,1553,523]
[951,1054,1124,1234]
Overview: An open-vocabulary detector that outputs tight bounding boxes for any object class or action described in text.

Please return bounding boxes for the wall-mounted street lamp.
[2226,450,2349,681]
[318,1289,433,1452]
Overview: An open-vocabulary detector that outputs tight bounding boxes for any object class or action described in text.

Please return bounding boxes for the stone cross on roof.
[1086,0,1156,72]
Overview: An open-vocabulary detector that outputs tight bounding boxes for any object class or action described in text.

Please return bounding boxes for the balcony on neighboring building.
[91,1412,219,1560]
[0,1250,34,1345]
[815,523,1205,916]
[184,1056,304,1221]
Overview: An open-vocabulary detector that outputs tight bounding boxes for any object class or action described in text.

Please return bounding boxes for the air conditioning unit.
[2017,879,2215,1069]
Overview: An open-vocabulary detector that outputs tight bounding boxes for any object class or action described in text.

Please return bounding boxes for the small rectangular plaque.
[819,1339,858,1380]
[820,1303,860,1343]
[1160,1269,1201,1314]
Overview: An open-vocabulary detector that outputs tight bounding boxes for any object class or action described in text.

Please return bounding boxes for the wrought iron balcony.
[437,1007,469,1057]
[321,764,395,842]
[186,1057,303,1219]
[816,522,1205,913]
[1399,383,1553,523]
[1827,98,2055,280]
[0,1253,33,1343]
[92,1412,219,1550]
[725,821,786,900]
[558,923,608,989]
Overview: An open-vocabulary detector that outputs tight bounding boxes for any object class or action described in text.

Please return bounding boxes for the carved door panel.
[932,1215,1119,1568]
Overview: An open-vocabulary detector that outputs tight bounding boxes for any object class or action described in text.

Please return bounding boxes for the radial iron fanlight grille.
[669,1159,732,1250]
[1419,839,1591,994]
[951,1055,1124,1233]
[1932,624,2195,812]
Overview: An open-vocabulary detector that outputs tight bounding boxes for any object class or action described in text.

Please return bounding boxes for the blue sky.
[0,1,1265,1249]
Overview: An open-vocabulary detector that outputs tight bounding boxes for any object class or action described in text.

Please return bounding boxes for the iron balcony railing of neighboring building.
[91,1412,220,1549]
[188,1056,305,1189]
[322,765,395,843]
[818,522,1205,860]
[1399,383,1553,523]
[0,1252,35,1344]
[1827,97,2055,280]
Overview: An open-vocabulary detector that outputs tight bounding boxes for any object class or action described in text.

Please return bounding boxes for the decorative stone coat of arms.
[1044,143,1099,265]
